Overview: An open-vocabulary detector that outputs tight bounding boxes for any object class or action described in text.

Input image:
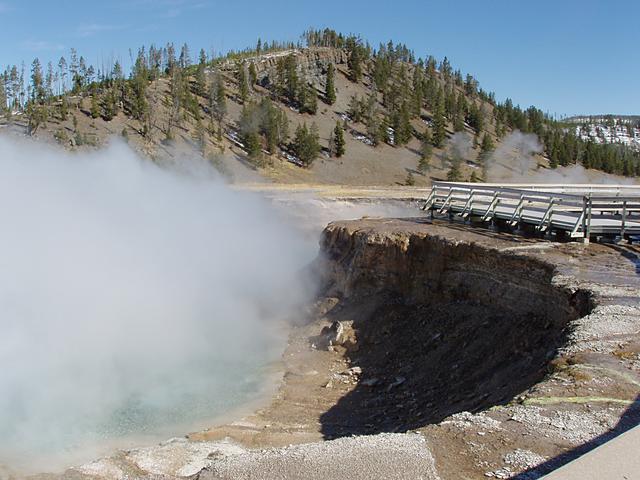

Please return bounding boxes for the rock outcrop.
[315,219,593,438]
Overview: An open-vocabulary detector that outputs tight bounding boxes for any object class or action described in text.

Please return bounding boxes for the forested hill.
[1,28,639,185]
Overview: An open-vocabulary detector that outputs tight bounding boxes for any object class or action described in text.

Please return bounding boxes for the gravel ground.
[199,433,440,480]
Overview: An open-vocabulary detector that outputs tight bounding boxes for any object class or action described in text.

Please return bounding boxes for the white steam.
[0,137,315,472]
[486,131,544,181]
[487,131,637,184]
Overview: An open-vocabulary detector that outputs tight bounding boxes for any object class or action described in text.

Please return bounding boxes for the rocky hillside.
[2,30,639,184]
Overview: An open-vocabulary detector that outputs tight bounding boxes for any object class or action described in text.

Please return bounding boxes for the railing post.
[586,195,592,242]
[621,200,627,241]
[581,195,590,244]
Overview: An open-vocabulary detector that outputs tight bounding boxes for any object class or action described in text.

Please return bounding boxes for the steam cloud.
[486,131,635,184]
[0,137,316,472]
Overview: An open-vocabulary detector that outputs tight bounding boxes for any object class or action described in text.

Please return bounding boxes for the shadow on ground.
[319,295,574,439]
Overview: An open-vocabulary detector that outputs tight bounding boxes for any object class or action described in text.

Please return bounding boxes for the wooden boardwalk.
[424,182,640,242]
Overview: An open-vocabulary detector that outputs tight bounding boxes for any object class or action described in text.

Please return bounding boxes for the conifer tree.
[325,63,336,105]
[292,122,321,166]
[411,65,424,116]
[347,45,363,82]
[418,130,433,173]
[237,63,249,103]
[478,133,495,179]
[90,93,100,119]
[283,54,298,104]
[248,62,257,87]
[30,58,45,102]
[209,72,227,140]
[432,95,447,148]
[239,103,262,160]
[101,90,117,121]
[26,102,48,135]
[333,121,346,157]
[298,81,318,114]
[179,43,191,69]
[392,102,412,146]
[0,79,7,115]
[195,61,207,97]
[259,97,289,153]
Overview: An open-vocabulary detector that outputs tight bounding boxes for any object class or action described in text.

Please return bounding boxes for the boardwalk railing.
[423,182,640,241]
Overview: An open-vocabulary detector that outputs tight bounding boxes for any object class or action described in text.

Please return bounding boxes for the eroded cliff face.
[249,47,348,89]
[320,222,591,323]
[315,220,593,438]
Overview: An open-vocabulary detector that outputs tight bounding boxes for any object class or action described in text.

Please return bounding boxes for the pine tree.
[195,61,207,97]
[348,94,364,123]
[248,62,257,87]
[209,72,227,138]
[283,54,298,104]
[325,63,336,105]
[479,133,494,153]
[239,103,262,160]
[478,133,495,180]
[237,63,248,103]
[26,102,48,135]
[333,121,346,157]
[179,43,191,69]
[0,78,7,115]
[347,45,363,82]
[392,102,412,146]
[432,95,446,148]
[299,81,318,114]
[30,58,45,102]
[411,65,424,116]
[90,93,100,119]
[418,130,433,173]
[259,97,289,153]
[101,89,117,121]
[292,122,321,166]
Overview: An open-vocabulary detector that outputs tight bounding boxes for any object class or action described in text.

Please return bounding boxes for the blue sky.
[0,0,637,116]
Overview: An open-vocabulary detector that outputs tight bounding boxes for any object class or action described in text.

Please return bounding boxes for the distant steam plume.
[486,131,636,184]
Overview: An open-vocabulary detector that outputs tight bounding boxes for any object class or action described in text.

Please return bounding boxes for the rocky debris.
[70,438,247,479]
[441,411,503,432]
[563,304,640,354]
[483,449,547,480]
[503,449,547,471]
[199,433,441,480]
[507,405,619,444]
[311,297,340,317]
[319,320,344,348]
[484,466,513,478]
[344,366,362,376]
[315,319,358,352]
